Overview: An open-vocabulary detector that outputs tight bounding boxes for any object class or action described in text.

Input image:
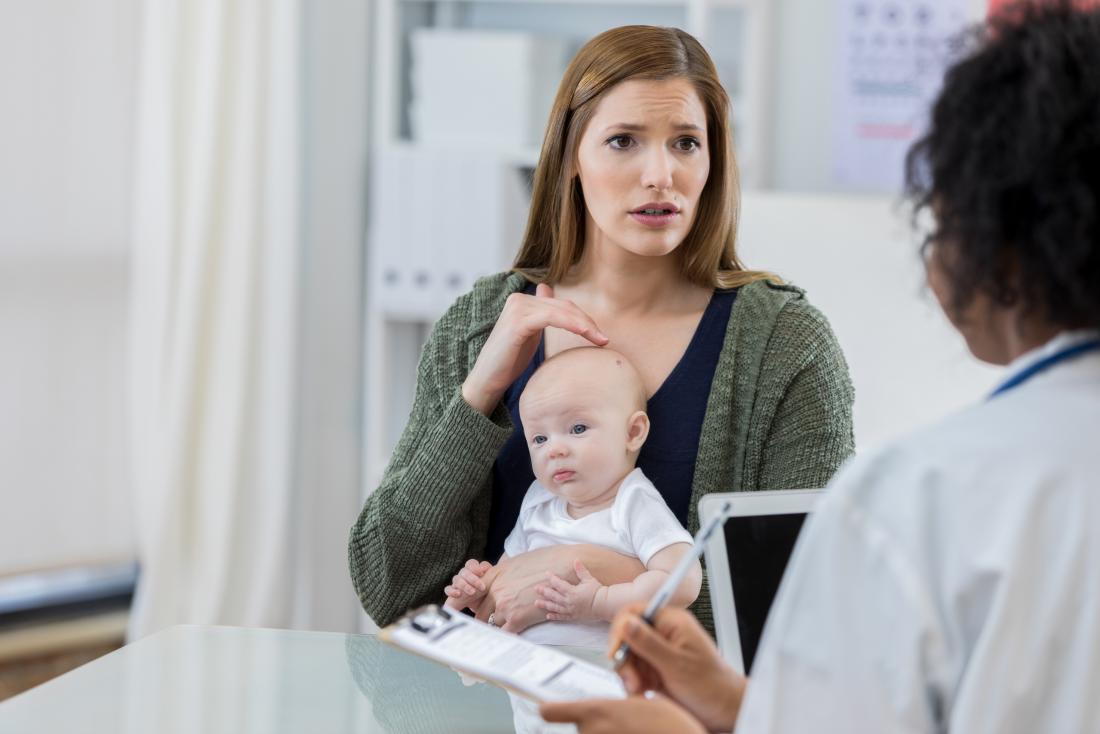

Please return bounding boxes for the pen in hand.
[611,500,731,670]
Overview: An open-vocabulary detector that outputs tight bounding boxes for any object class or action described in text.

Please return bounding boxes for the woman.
[349,25,854,633]
[542,3,1100,731]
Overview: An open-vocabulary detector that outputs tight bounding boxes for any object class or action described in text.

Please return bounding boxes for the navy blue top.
[484,285,738,562]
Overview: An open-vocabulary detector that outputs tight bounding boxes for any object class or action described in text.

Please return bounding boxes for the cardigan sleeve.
[753,298,856,491]
[348,295,512,626]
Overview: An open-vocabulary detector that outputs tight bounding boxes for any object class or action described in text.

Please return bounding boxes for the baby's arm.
[602,543,701,615]
[443,558,497,612]
[536,543,701,623]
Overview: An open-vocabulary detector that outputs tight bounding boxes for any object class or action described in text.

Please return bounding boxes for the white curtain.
[127,0,303,639]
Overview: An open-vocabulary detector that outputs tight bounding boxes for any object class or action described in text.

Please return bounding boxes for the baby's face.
[519,350,647,509]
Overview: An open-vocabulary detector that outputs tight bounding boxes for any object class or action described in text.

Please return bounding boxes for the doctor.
[541,2,1100,732]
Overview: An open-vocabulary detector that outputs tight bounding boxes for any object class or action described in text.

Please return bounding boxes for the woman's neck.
[560,233,700,316]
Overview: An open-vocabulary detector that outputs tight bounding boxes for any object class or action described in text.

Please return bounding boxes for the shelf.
[0,610,128,663]
[388,139,538,168]
[0,561,137,619]
[370,301,447,323]
[0,250,127,268]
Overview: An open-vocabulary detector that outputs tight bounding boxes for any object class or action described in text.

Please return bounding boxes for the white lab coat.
[738,331,1100,733]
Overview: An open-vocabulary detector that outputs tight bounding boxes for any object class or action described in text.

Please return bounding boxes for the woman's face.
[574,77,711,261]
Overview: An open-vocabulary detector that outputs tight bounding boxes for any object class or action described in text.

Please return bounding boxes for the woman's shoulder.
[735,278,805,312]
[435,270,531,339]
[732,279,840,354]
[469,269,529,298]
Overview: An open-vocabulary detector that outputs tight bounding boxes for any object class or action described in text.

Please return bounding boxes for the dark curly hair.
[905,0,1100,331]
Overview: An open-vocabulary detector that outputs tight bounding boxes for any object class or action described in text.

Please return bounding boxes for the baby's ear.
[625,410,650,452]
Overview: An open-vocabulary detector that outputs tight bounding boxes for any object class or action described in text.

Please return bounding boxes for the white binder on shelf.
[371,145,529,320]
[431,150,530,315]
[369,147,445,320]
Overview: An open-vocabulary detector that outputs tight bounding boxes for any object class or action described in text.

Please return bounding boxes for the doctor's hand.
[540,694,707,734]
[461,283,608,416]
[609,603,746,734]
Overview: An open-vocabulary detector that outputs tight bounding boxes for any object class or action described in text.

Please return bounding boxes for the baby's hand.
[443,559,493,612]
[535,560,604,622]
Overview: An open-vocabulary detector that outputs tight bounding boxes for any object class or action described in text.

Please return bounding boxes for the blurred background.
[1,0,998,699]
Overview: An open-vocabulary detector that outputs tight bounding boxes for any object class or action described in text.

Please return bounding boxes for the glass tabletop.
[0,625,608,733]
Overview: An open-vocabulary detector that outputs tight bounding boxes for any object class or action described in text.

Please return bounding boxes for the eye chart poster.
[831,0,976,192]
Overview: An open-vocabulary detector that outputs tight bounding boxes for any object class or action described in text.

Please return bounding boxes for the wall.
[769,0,987,191]
[0,1,139,574]
[739,192,999,452]
[750,0,1000,450]
[296,0,372,631]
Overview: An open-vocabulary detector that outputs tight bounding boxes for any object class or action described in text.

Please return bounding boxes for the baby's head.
[519,347,649,508]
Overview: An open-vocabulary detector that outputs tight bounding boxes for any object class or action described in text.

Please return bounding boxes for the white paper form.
[831,0,976,192]
[381,606,627,703]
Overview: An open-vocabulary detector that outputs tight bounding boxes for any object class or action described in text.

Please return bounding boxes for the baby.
[443,346,701,647]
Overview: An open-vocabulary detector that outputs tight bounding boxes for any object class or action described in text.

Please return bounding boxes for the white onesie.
[502,467,691,647]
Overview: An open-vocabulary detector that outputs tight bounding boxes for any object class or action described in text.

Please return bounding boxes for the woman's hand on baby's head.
[461,283,609,416]
[535,560,605,622]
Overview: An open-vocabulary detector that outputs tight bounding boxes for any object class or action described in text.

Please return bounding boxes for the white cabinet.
[363,0,776,495]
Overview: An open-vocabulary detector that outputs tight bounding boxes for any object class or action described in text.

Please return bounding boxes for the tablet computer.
[699,489,822,675]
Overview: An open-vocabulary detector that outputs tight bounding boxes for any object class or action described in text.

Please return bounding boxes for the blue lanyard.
[989,338,1100,399]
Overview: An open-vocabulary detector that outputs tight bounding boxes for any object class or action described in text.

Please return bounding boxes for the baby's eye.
[606,134,634,150]
[532,435,547,445]
[569,424,588,435]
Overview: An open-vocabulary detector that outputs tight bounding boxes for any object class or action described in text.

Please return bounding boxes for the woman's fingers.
[518,301,607,345]
[608,602,649,648]
[539,700,595,724]
[463,288,608,414]
[619,656,662,695]
[474,599,496,623]
[503,287,606,344]
[497,602,546,634]
[619,664,643,694]
[540,696,708,734]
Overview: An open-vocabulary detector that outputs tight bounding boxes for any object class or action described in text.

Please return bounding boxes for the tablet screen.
[724,513,807,673]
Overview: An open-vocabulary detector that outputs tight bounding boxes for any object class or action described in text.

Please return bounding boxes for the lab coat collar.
[1000,329,1100,384]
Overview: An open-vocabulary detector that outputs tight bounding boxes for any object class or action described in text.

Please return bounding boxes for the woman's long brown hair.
[513,25,777,289]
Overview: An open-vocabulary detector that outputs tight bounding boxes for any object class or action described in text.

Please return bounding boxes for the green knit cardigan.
[349,272,855,632]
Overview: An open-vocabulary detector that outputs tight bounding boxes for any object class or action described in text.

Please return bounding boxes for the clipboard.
[380,604,627,703]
